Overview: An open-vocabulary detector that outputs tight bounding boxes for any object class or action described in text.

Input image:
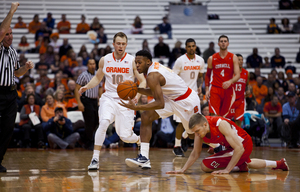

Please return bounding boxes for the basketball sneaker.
[173,147,185,157]
[272,158,289,171]
[238,162,249,172]
[181,138,189,152]
[88,158,99,170]
[125,154,151,169]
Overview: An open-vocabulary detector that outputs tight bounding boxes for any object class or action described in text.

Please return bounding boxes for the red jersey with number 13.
[210,52,234,88]
[233,68,248,100]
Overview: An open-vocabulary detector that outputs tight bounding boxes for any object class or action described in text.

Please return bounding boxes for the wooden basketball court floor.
[0,147,299,192]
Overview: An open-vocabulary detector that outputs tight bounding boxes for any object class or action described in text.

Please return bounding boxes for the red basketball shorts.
[226,99,245,121]
[209,85,235,117]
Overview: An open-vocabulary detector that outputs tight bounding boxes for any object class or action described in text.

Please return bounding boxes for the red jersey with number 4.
[233,68,248,100]
[210,52,234,88]
[202,116,251,149]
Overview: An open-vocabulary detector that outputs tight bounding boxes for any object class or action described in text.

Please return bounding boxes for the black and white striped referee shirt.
[76,70,100,99]
[0,43,20,86]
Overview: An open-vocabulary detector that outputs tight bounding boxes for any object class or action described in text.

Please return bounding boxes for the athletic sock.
[140,142,150,159]
[175,138,181,147]
[92,150,100,161]
[265,160,277,168]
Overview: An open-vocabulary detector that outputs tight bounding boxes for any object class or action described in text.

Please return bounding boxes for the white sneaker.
[125,154,151,169]
[88,158,99,170]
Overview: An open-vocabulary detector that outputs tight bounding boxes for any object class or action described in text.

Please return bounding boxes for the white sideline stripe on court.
[29,169,40,174]
[6,170,19,173]
[1,177,19,181]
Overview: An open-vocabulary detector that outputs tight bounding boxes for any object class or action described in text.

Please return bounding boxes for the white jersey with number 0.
[103,52,135,99]
[172,54,205,91]
[147,62,188,100]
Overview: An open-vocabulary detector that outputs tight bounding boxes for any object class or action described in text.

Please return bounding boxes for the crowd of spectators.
[9,11,300,149]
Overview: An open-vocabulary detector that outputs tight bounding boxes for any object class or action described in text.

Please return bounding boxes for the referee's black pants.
[81,96,99,147]
[0,90,18,164]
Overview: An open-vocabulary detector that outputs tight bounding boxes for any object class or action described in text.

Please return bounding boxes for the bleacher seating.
[1,0,299,79]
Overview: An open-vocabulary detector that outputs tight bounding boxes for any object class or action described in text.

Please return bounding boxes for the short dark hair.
[113,32,128,43]
[185,38,196,46]
[26,93,35,103]
[218,34,229,42]
[136,50,152,62]
[188,113,207,130]
[236,53,243,58]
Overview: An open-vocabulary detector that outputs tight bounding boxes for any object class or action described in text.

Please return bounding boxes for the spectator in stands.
[44,107,79,149]
[64,80,78,111]
[17,36,30,53]
[35,75,51,99]
[19,94,44,148]
[49,33,62,54]
[288,94,300,148]
[28,14,41,34]
[97,27,107,44]
[78,45,87,57]
[279,0,293,9]
[35,54,50,75]
[286,82,297,95]
[277,87,288,105]
[76,15,90,34]
[264,73,276,88]
[282,91,299,130]
[54,89,67,108]
[81,51,90,66]
[142,39,152,56]
[73,57,87,75]
[276,71,289,91]
[286,70,295,84]
[263,56,271,68]
[254,67,262,78]
[90,17,103,31]
[293,0,300,9]
[264,87,275,103]
[253,76,268,112]
[39,38,50,55]
[202,42,215,63]
[169,40,186,68]
[267,18,280,34]
[296,47,300,63]
[154,36,170,58]
[280,18,292,33]
[271,47,286,68]
[292,16,300,33]
[18,85,44,112]
[131,16,143,34]
[35,22,51,41]
[151,116,176,148]
[14,16,27,29]
[263,95,283,137]
[246,48,263,68]
[271,68,278,79]
[43,12,55,31]
[154,16,172,39]
[44,45,55,65]
[41,94,67,124]
[57,14,71,34]
[61,49,78,68]
[50,54,60,74]
[248,72,257,88]
[59,38,73,58]
[104,45,112,55]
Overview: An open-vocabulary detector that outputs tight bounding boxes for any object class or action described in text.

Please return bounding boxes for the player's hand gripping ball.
[117,80,138,100]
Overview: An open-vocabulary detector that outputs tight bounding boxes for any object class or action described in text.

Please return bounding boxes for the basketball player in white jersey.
[120,50,201,169]
[172,38,205,157]
[78,32,146,170]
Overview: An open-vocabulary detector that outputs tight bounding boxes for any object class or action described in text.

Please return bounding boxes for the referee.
[0,2,34,172]
[75,59,101,150]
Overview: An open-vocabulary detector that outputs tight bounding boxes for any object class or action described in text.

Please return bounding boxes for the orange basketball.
[117,80,138,100]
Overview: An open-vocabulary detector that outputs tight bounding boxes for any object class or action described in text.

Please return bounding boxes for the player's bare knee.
[201,161,212,173]
[141,111,154,124]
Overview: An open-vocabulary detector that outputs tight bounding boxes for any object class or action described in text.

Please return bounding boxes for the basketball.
[117,80,138,100]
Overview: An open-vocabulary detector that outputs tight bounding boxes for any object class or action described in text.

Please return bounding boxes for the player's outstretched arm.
[0,2,19,42]
[212,120,244,174]
[167,135,203,174]
[78,58,105,95]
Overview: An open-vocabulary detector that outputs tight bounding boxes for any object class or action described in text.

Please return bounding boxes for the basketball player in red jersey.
[167,113,289,174]
[226,54,250,127]
[205,35,240,117]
